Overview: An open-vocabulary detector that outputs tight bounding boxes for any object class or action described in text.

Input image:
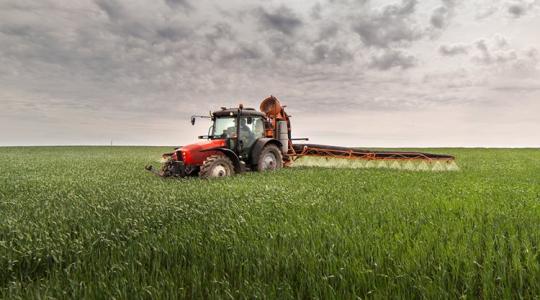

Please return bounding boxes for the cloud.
[94,0,125,19]
[257,6,303,36]
[164,0,192,10]
[312,44,354,65]
[311,2,322,20]
[475,6,499,20]
[351,0,422,48]
[369,50,416,70]
[205,22,234,45]
[507,1,528,17]
[1,0,540,146]
[506,0,540,18]
[431,8,449,29]
[473,38,517,65]
[439,43,469,56]
[219,43,264,64]
[430,0,459,29]
[318,22,339,40]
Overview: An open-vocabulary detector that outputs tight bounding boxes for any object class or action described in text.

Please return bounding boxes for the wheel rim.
[261,152,277,170]
[210,164,228,177]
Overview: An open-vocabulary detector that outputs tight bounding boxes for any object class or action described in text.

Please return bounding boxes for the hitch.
[145,165,163,177]
[145,159,187,178]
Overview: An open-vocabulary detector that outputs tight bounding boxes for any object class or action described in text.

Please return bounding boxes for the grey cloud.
[431,7,450,28]
[220,43,264,64]
[94,0,155,40]
[93,0,194,44]
[473,39,517,65]
[318,23,339,40]
[507,2,527,17]
[95,0,125,19]
[440,36,537,73]
[439,43,469,56]
[506,0,540,18]
[369,50,416,70]
[475,6,499,20]
[492,86,540,92]
[3,0,540,147]
[1,23,38,38]
[164,0,192,10]
[431,0,459,29]
[205,23,234,45]
[257,6,303,36]
[156,26,190,42]
[311,2,322,20]
[351,0,422,48]
[264,35,305,62]
[312,44,354,65]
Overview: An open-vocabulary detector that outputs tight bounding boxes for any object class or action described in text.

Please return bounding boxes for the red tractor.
[146,96,293,178]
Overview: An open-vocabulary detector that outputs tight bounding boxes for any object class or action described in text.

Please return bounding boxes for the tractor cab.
[210,107,266,158]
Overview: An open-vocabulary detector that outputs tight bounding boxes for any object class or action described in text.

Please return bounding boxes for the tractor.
[146,96,292,178]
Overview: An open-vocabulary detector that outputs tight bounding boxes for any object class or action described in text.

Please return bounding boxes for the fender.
[250,138,283,166]
[201,147,243,173]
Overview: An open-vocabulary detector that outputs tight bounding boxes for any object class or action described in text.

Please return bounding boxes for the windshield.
[212,116,266,139]
[213,117,236,138]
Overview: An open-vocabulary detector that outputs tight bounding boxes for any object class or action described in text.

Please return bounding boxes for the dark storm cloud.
[369,50,416,70]
[351,0,422,48]
[257,6,303,36]
[439,43,469,56]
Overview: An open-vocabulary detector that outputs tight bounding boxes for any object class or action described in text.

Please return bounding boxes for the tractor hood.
[178,139,227,165]
[180,139,226,152]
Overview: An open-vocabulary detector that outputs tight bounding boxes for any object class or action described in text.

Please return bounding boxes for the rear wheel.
[256,144,283,172]
[199,155,235,179]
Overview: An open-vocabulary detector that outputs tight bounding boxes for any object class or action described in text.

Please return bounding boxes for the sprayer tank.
[277,121,288,154]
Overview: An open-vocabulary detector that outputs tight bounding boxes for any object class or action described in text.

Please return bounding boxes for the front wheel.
[256,144,283,172]
[199,155,235,179]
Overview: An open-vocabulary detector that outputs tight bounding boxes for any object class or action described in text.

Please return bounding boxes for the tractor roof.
[213,107,266,118]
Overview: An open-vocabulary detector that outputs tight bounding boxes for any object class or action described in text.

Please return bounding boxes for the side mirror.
[190,116,196,126]
[247,117,253,125]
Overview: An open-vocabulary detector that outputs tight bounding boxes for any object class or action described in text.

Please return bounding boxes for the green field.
[1,147,539,298]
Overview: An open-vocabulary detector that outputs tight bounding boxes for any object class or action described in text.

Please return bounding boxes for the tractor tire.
[256,144,283,172]
[199,155,235,179]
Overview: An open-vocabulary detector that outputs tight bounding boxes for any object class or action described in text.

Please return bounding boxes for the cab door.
[239,116,265,159]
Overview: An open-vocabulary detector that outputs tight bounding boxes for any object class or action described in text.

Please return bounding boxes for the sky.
[1,0,539,147]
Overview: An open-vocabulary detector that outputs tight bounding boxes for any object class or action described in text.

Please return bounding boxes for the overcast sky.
[1,0,539,147]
